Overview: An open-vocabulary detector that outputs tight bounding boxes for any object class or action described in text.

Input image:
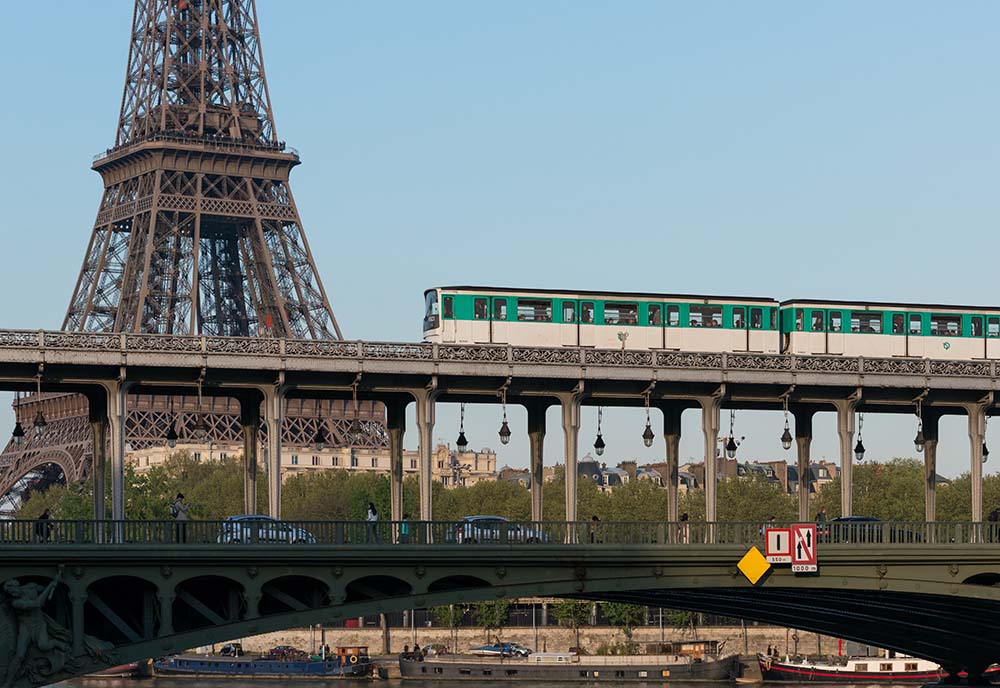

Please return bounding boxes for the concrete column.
[559,394,582,524]
[967,404,988,523]
[414,389,439,524]
[700,398,721,524]
[263,387,285,519]
[239,398,261,515]
[387,400,406,523]
[104,380,131,522]
[88,402,107,522]
[921,410,941,523]
[661,406,683,523]
[834,400,857,518]
[526,402,548,522]
[794,410,814,523]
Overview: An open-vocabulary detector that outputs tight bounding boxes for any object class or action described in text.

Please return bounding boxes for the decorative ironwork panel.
[438,346,509,362]
[793,356,858,372]
[656,352,723,369]
[864,358,926,375]
[205,337,281,356]
[585,350,654,366]
[286,340,359,358]
[45,333,120,350]
[124,335,202,353]
[362,343,434,360]
[512,347,582,364]
[929,360,991,377]
[0,332,42,348]
[727,354,793,371]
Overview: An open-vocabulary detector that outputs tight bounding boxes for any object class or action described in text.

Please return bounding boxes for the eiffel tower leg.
[264,387,285,519]
[240,398,261,515]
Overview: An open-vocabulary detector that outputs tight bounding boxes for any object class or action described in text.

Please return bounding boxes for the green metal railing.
[1,518,997,546]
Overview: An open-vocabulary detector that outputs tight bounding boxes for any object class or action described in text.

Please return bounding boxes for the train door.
[560,300,579,346]
[731,306,748,351]
[970,315,986,359]
[491,297,509,344]
[885,311,906,357]
[747,306,772,352]
[665,304,681,350]
[827,310,845,354]
[579,301,597,347]
[441,295,456,342]
[647,304,665,349]
[472,297,491,343]
[988,316,1000,359]
[905,312,925,358]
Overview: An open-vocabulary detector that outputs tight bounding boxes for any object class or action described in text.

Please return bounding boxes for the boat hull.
[758,654,957,683]
[154,654,374,678]
[401,654,739,681]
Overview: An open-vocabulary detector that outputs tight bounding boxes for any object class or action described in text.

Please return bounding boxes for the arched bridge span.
[2,520,1000,686]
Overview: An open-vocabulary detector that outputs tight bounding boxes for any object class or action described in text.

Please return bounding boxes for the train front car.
[781,299,1000,360]
[423,287,780,353]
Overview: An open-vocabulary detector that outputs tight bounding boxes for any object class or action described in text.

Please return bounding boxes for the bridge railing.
[2,519,998,546]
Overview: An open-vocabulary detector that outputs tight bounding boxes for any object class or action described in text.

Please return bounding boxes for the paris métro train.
[422,286,1000,361]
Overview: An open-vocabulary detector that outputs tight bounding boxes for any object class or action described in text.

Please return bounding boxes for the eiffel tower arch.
[1,0,386,510]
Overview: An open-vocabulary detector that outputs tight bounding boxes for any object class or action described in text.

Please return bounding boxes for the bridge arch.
[344,575,412,603]
[427,574,492,593]
[86,575,159,644]
[963,572,1000,586]
[259,575,330,616]
[173,575,245,633]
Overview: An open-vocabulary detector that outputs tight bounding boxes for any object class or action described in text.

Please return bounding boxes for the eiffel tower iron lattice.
[1,0,386,504]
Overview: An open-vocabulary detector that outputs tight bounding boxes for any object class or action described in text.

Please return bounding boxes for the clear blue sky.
[0,2,998,478]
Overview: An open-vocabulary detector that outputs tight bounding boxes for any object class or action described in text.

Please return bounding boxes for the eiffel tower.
[0,0,386,506]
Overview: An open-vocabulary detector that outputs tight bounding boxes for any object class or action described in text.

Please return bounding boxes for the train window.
[795,309,804,331]
[830,312,842,332]
[563,303,576,323]
[771,309,778,330]
[473,298,488,320]
[909,314,922,334]
[493,299,507,321]
[989,317,1000,338]
[517,299,552,322]
[733,307,745,328]
[971,316,984,337]
[689,305,722,328]
[750,308,762,329]
[930,314,961,336]
[811,311,824,332]
[442,296,454,319]
[892,314,904,334]
[581,302,595,324]
[668,305,680,327]
[604,303,638,326]
[649,305,661,325]
[850,311,882,334]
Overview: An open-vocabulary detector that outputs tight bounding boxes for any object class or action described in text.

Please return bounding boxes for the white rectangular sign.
[765,527,792,563]
[791,523,818,572]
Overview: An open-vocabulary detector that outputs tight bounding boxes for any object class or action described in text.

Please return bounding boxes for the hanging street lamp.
[594,407,605,456]
[456,403,469,453]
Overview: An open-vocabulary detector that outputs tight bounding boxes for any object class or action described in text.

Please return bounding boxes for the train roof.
[427,286,778,303]
[781,298,1000,312]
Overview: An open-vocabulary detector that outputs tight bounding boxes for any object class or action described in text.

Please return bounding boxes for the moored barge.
[154,644,374,678]
[758,653,1000,683]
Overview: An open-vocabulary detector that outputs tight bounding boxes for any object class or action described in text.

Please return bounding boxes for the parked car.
[451,516,549,544]
[470,642,531,657]
[217,515,316,544]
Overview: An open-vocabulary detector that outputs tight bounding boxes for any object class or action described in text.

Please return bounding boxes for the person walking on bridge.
[170,493,189,543]
[366,502,380,544]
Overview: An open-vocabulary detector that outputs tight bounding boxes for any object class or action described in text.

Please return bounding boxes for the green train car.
[424,287,1000,361]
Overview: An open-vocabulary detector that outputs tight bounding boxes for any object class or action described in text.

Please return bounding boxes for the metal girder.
[87,591,143,644]
[175,588,227,626]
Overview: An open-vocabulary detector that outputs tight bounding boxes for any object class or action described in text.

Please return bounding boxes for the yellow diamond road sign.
[738,546,771,585]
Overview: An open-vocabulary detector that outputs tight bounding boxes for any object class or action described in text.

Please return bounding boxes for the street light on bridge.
[593,407,605,456]
[854,413,865,462]
[456,403,469,454]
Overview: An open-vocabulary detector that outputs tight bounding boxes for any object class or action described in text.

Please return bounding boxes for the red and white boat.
[758,653,1000,683]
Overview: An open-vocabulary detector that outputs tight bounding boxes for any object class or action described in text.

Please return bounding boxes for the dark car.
[451,516,549,544]
[826,516,922,544]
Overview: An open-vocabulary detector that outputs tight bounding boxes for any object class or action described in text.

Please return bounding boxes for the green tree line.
[14,453,993,523]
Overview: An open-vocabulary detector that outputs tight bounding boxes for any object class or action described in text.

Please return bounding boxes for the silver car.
[218,515,316,544]
[453,516,548,544]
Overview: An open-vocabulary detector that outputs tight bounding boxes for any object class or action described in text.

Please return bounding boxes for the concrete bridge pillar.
[87,392,108,522]
[239,398,261,515]
[966,402,990,524]
[660,405,683,524]
[921,410,942,523]
[699,396,722,524]
[414,388,440,526]
[525,401,549,523]
[264,386,286,519]
[794,409,814,523]
[387,400,406,524]
[559,393,582,526]
[834,398,859,517]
